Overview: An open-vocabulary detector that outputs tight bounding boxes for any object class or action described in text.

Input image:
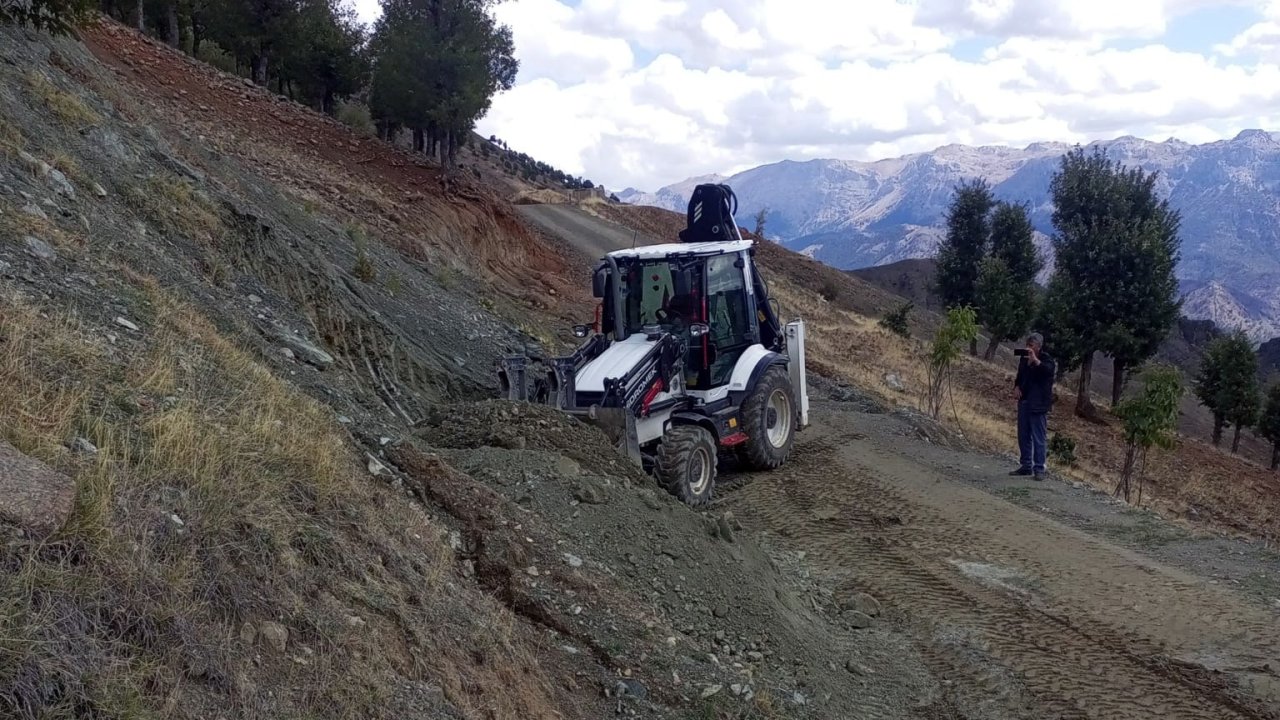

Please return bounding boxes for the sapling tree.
[1114,363,1182,505]
[925,305,979,421]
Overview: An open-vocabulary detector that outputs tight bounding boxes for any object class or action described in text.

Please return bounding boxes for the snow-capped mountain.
[624,130,1280,341]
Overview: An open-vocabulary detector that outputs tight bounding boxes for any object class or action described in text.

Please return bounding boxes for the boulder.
[0,441,75,538]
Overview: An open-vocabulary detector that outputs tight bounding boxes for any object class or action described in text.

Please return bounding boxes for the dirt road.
[721,398,1280,720]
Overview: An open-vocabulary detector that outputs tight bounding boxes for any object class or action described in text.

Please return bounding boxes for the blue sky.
[352,0,1280,191]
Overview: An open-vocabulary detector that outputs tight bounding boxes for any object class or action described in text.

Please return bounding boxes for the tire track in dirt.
[720,412,1280,720]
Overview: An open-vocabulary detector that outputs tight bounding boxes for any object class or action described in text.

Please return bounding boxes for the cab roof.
[604,239,754,261]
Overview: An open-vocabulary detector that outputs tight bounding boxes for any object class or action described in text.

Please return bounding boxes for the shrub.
[878,301,914,338]
[196,41,239,75]
[1048,432,1076,465]
[335,100,375,137]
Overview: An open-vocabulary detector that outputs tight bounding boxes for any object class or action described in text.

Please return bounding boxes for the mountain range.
[617,130,1280,342]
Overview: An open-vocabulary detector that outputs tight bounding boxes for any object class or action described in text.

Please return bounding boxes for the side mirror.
[571,324,591,338]
[689,323,710,338]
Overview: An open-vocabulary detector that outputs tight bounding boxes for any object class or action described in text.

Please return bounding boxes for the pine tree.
[1046,146,1182,418]
[2,0,94,32]
[1256,384,1280,470]
[935,178,995,355]
[370,0,517,165]
[1194,331,1260,451]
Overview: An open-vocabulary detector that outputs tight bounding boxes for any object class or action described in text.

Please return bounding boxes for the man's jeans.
[1017,402,1048,473]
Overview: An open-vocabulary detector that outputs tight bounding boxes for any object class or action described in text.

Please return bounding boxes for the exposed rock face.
[0,441,75,538]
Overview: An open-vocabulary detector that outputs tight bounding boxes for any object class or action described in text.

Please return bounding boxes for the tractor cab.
[589,240,784,391]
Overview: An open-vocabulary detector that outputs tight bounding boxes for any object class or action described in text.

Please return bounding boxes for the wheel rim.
[765,389,792,448]
[687,445,712,495]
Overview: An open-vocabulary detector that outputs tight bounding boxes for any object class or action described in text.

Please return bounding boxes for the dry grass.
[25,71,100,127]
[126,173,223,242]
[0,114,24,153]
[0,197,77,249]
[50,152,92,191]
[0,279,579,719]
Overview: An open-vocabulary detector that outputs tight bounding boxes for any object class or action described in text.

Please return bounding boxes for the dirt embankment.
[0,20,925,720]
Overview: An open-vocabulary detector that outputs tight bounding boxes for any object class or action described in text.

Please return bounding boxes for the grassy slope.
[591,204,1280,541]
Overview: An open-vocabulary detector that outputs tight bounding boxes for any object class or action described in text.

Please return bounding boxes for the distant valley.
[618,131,1280,342]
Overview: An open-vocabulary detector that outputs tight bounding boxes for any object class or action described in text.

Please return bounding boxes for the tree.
[878,301,913,338]
[753,206,769,237]
[278,0,369,113]
[925,306,979,421]
[975,201,1041,359]
[1194,331,1260,451]
[1114,364,1182,505]
[1046,146,1182,419]
[1256,384,1280,470]
[936,179,995,355]
[1,0,93,33]
[370,0,518,165]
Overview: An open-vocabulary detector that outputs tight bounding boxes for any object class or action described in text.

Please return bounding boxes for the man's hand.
[1013,386,1022,401]
[1027,346,1040,365]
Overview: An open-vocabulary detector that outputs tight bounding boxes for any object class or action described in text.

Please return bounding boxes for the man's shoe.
[1009,468,1032,476]
[1033,472,1045,481]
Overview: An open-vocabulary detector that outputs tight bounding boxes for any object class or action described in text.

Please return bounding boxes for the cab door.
[704,252,755,387]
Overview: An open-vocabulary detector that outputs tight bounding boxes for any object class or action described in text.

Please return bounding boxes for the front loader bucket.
[588,406,642,465]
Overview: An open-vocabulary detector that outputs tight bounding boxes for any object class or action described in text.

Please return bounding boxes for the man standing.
[1010,332,1055,480]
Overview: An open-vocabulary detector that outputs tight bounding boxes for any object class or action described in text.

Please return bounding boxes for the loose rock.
[114,316,140,332]
[0,441,75,539]
[700,685,722,699]
[716,514,736,543]
[258,621,288,652]
[23,236,56,261]
[846,611,874,629]
[843,592,882,618]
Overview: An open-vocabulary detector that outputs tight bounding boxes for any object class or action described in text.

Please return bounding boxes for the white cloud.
[458,0,1280,191]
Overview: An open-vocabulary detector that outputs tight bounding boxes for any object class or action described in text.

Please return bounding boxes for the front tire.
[654,425,717,507]
[739,364,797,470]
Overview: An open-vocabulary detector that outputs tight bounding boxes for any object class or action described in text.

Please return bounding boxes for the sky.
[350,0,1280,192]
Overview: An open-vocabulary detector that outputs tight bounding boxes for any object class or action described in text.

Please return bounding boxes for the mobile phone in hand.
[1014,348,1029,356]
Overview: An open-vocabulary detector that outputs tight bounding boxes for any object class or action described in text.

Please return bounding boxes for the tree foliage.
[878,301,913,338]
[925,306,979,421]
[1255,384,1280,471]
[1044,146,1182,418]
[1193,331,1260,451]
[369,0,517,164]
[936,179,995,320]
[1114,363,1182,504]
[1,0,94,33]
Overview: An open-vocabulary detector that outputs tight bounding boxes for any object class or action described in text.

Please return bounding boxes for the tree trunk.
[322,88,335,116]
[251,44,270,86]
[191,17,202,57]
[135,0,144,31]
[1117,442,1137,502]
[1232,423,1243,453]
[1212,413,1224,446]
[1111,357,1127,407]
[983,336,1000,361]
[969,338,978,356]
[1076,352,1098,419]
[1272,442,1279,471]
[165,2,179,47]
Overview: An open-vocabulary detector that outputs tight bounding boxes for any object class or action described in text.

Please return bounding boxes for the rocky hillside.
[620,131,1280,342]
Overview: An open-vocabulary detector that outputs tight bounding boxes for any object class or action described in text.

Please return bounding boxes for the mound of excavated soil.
[406,400,937,717]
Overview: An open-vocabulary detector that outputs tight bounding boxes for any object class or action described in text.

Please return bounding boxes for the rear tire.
[654,425,717,507]
[738,364,796,470]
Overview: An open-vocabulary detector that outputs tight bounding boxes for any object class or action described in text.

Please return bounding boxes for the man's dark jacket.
[1014,350,1056,414]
